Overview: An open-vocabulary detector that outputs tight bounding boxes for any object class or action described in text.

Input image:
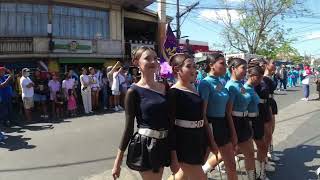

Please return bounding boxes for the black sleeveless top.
[132,85,170,130]
[169,88,203,121]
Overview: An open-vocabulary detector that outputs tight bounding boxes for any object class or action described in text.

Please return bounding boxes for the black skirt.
[207,116,231,147]
[175,126,208,165]
[233,116,252,143]
[248,116,264,140]
[126,132,171,172]
[269,98,278,115]
[259,103,272,123]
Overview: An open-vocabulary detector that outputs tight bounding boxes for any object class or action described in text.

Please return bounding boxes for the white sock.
[202,162,213,173]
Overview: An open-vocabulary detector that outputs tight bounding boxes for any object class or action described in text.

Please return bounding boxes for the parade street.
[0,85,319,180]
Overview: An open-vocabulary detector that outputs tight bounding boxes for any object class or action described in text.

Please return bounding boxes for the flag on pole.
[159,24,179,78]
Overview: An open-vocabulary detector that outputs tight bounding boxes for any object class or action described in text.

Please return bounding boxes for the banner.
[53,39,92,53]
[159,24,179,78]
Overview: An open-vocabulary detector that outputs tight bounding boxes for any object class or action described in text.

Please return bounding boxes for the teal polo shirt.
[198,75,229,117]
[225,80,251,112]
[244,83,260,113]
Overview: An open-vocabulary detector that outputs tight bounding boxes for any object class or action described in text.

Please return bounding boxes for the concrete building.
[0,0,166,73]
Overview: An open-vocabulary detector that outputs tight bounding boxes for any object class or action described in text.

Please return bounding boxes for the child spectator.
[67,89,77,117]
[55,91,64,120]
[48,74,61,119]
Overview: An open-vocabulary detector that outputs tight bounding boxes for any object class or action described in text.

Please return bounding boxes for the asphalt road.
[0,84,317,180]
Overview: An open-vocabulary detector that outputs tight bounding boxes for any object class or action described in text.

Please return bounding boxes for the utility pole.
[176,0,199,45]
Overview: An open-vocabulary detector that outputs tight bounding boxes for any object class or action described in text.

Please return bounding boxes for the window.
[0,3,48,36]
[52,6,109,40]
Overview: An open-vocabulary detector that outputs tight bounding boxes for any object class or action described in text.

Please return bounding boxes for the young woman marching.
[112,47,170,180]
[261,59,280,163]
[245,60,269,180]
[198,54,238,180]
[225,58,256,180]
[168,53,218,180]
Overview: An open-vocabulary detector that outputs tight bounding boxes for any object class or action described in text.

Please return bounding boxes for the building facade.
[0,0,159,73]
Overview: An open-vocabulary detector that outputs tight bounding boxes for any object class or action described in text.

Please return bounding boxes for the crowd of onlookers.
[0,61,140,129]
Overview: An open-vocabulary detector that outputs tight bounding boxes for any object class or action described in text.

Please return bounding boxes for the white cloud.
[304,31,320,40]
[198,9,242,22]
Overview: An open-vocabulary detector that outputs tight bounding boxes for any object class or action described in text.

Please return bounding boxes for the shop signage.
[53,39,92,53]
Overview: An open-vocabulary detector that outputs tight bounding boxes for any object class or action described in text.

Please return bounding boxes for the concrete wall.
[33,38,49,53]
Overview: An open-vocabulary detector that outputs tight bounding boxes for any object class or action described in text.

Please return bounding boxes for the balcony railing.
[0,37,33,54]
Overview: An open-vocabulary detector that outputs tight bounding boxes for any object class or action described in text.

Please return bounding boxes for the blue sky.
[147,0,320,57]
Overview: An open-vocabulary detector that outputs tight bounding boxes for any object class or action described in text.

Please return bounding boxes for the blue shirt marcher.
[198,75,229,118]
[225,80,251,112]
[244,83,260,113]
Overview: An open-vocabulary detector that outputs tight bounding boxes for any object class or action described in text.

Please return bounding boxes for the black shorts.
[269,98,278,115]
[248,116,264,140]
[259,103,272,123]
[126,132,170,172]
[207,116,231,147]
[233,116,252,143]
[175,126,208,165]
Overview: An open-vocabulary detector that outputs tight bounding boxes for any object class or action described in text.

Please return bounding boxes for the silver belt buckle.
[193,120,204,128]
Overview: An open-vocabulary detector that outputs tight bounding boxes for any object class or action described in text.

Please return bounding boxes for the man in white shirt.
[20,68,34,122]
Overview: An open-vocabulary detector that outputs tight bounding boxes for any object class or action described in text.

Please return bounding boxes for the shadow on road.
[0,134,36,151]
[269,145,320,180]
[0,156,116,172]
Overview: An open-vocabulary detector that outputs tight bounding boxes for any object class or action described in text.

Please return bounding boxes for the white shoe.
[265,162,275,172]
[117,105,123,110]
[114,106,119,112]
[301,98,307,101]
[268,152,280,162]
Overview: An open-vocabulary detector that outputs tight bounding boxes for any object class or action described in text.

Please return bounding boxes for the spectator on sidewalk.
[118,67,128,108]
[0,67,13,127]
[279,65,288,91]
[67,89,77,117]
[315,75,320,100]
[107,61,121,110]
[48,73,61,119]
[111,67,123,112]
[20,68,34,122]
[101,69,110,110]
[80,68,92,114]
[301,65,312,101]
[55,91,64,120]
[89,67,100,111]
[33,69,49,119]
[62,72,75,101]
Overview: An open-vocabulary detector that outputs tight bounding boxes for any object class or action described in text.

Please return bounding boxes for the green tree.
[220,0,305,54]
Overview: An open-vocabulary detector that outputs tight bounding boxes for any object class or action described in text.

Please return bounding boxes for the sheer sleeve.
[118,88,137,151]
[167,88,177,150]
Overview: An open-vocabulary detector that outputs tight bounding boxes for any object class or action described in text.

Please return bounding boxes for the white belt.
[269,94,274,98]
[259,99,268,104]
[175,119,204,128]
[232,111,248,117]
[138,128,168,139]
[247,112,259,117]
